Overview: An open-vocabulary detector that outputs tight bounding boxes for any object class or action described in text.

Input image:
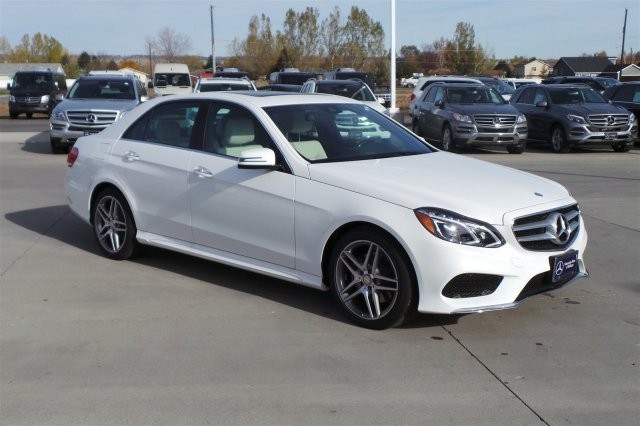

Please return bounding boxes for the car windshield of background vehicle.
[550,87,606,104]
[68,80,135,100]
[446,87,505,104]
[198,83,252,92]
[14,73,54,90]
[265,103,433,163]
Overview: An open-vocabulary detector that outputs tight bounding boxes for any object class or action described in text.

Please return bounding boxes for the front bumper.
[453,123,528,147]
[566,122,637,146]
[50,120,107,144]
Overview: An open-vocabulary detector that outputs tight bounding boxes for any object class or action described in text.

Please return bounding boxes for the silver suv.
[49,73,149,153]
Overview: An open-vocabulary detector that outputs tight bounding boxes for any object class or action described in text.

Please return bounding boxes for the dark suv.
[412,82,527,153]
[541,76,620,94]
[510,83,637,152]
[7,69,67,119]
[49,73,149,153]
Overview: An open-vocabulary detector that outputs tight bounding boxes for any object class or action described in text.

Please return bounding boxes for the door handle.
[193,166,213,178]
[123,151,140,162]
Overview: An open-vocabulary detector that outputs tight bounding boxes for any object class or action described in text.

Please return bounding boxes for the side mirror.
[535,101,548,108]
[55,94,65,102]
[435,99,444,108]
[378,97,385,105]
[140,96,149,103]
[6,83,10,90]
[237,147,278,170]
[147,81,154,89]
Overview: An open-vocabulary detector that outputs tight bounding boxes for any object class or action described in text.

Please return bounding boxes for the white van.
[149,63,192,95]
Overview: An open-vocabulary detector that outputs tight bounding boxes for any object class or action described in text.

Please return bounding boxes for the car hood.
[554,103,630,115]
[307,152,570,225]
[57,98,141,111]
[449,103,520,115]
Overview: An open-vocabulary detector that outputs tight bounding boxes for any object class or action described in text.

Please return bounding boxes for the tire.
[612,143,631,153]
[328,227,416,329]
[26,113,33,119]
[550,126,570,153]
[50,137,67,154]
[92,189,140,260]
[507,141,526,154]
[441,125,456,152]
[9,113,18,119]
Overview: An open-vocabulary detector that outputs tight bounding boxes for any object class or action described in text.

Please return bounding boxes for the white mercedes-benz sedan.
[65,92,588,329]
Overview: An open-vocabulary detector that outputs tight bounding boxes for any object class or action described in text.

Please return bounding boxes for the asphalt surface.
[1,116,639,426]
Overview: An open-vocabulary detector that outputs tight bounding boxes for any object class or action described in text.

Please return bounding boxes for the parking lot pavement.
[1,119,639,425]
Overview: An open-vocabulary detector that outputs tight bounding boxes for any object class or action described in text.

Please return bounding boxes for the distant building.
[513,60,551,79]
[552,57,614,77]
[601,63,640,81]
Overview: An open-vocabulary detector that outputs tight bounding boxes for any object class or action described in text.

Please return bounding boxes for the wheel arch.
[321,221,418,293]
[89,181,136,226]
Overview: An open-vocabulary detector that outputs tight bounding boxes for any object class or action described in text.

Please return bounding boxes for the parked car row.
[408,75,638,154]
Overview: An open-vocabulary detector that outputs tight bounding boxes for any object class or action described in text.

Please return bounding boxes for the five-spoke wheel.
[329,228,415,329]
[92,189,139,260]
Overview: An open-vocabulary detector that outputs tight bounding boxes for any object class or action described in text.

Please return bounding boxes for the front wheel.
[92,189,140,260]
[507,141,526,154]
[550,126,570,153]
[441,125,456,152]
[328,227,416,329]
[612,143,631,152]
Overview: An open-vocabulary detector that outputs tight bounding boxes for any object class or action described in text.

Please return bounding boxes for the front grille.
[474,114,517,127]
[66,110,119,127]
[15,96,42,104]
[588,114,629,130]
[512,204,580,251]
[442,274,503,298]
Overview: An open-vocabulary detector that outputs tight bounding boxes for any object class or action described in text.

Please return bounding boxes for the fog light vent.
[442,274,503,298]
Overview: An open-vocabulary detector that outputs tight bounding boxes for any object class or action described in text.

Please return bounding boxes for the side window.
[533,88,547,105]
[422,86,436,102]
[515,88,534,105]
[433,87,445,103]
[202,103,273,158]
[122,101,202,148]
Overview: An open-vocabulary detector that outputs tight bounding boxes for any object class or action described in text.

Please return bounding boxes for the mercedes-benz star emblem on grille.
[606,115,615,126]
[86,113,97,123]
[493,117,501,125]
[549,212,571,245]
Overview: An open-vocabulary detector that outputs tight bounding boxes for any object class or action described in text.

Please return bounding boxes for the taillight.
[67,147,78,167]
[410,93,416,101]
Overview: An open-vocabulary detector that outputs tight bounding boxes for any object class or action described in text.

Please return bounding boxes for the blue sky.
[1,0,638,61]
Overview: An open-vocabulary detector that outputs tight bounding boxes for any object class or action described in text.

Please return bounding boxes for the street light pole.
[210,4,216,72]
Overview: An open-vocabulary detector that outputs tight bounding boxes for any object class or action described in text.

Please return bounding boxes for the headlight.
[41,95,50,103]
[516,114,527,123]
[630,113,636,123]
[9,95,15,102]
[51,110,66,121]
[566,114,587,124]
[414,208,504,248]
[452,113,472,123]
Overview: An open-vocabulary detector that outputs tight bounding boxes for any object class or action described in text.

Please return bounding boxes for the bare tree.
[150,27,192,62]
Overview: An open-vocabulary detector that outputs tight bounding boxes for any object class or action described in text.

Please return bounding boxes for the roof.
[556,57,613,73]
[0,63,65,76]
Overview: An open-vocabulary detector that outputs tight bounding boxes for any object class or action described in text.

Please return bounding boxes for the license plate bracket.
[550,250,578,283]
[604,132,617,140]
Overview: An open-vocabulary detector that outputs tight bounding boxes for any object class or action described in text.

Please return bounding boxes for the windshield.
[265,103,433,163]
[198,83,252,92]
[154,73,191,87]
[315,83,376,102]
[13,73,54,90]
[68,79,136,100]
[549,87,606,104]
[598,78,621,89]
[446,87,506,104]
[484,79,515,95]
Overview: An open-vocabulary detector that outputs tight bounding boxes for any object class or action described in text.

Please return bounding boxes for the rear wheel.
[26,112,33,119]
[550,126,570,153]
[92,189,140,260]
[441,125,456,152]
[328,227,416,329]
[9,112,18,119]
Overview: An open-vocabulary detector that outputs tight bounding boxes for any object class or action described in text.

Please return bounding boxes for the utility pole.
[210,4,216,72]
[620,8,627,64]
